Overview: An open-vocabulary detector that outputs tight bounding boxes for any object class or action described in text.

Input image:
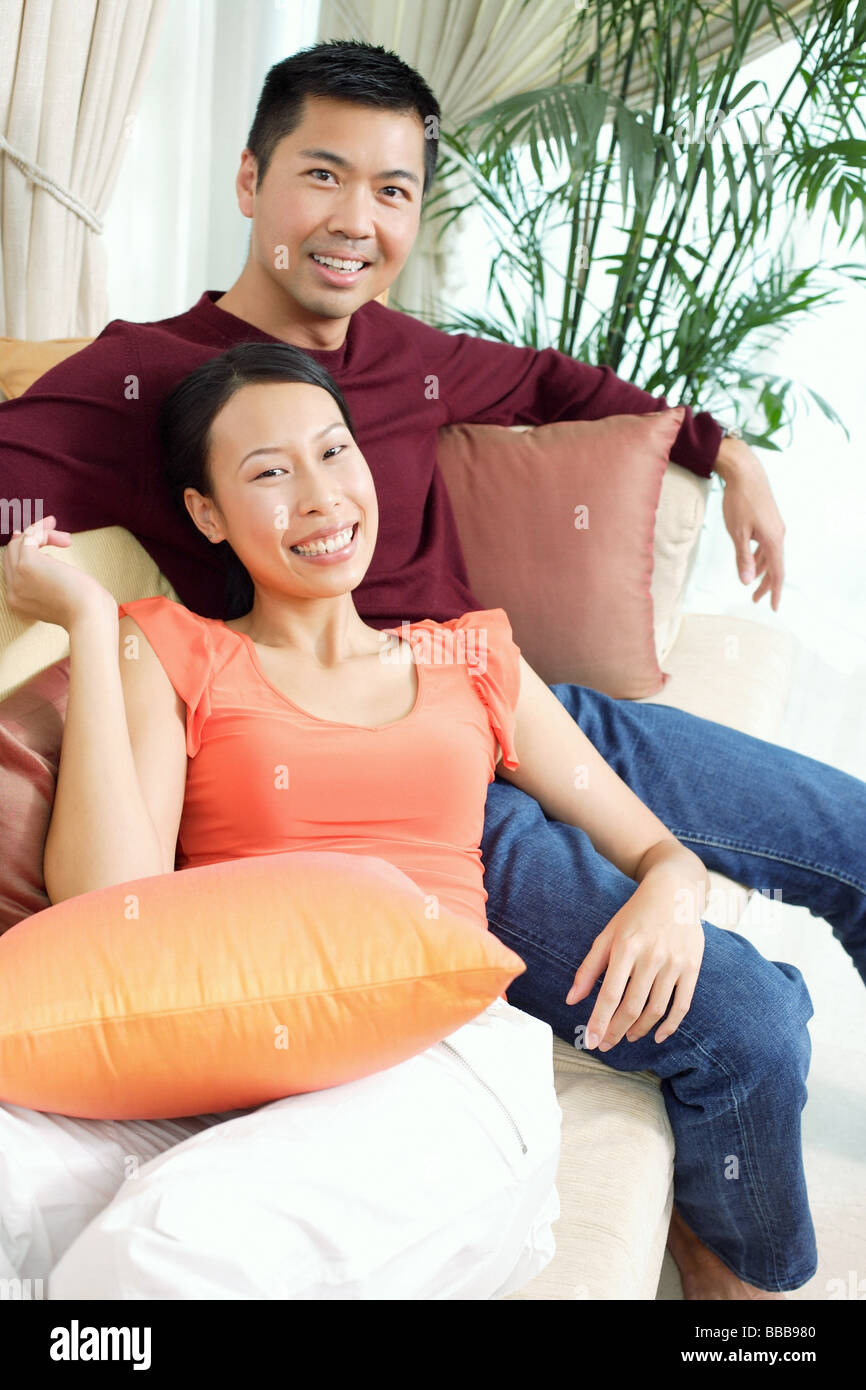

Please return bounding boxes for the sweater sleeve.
[0,321,152,545]
[400,311,721,479]
[117,597,214,758]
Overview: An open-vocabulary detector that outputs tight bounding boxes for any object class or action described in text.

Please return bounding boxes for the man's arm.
[0,322,148,545]
[404,315,722,480]
[403,312,785,605]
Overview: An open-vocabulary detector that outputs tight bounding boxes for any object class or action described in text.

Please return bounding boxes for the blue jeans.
[480,682,866,1292]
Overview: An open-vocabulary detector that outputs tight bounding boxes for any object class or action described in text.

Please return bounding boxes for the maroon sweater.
[0,290,722,627]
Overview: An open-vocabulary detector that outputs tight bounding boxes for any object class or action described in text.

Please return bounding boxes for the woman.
[18,342,709,1022]
[4,343,723,1298]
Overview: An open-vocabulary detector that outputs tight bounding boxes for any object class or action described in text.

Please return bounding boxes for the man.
[1,39,863,1299]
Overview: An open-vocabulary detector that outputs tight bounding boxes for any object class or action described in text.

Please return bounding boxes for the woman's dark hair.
[246,39,440,197]
[158,342,357,620]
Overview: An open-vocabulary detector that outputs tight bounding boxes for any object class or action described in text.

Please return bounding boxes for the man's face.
[237,95,426,324]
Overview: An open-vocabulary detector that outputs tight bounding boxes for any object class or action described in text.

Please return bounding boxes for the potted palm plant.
[404,0,866,449]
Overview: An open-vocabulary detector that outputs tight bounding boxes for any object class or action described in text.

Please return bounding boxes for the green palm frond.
[405,0,866,448]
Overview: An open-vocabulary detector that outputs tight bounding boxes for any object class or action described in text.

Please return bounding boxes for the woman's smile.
[288,520,360,562]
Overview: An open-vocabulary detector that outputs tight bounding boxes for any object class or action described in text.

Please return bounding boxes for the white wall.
[682,42,866,677]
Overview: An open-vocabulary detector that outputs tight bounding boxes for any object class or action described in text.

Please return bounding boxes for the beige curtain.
[0,0,169,339]
[317,0,813,316]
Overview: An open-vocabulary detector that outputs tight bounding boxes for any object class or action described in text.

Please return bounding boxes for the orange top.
[117,598,522,935]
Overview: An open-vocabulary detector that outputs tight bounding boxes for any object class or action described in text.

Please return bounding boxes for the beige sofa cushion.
[0,337,93,402]
[639,612,797,741]
[651,466,711,663]
[0,529,180,702]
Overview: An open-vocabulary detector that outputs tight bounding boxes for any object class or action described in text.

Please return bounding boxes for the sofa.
[0,330,799,1300]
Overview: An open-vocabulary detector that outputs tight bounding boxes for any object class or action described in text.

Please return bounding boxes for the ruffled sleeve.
[117,596,214,758]
[424,608,522,770]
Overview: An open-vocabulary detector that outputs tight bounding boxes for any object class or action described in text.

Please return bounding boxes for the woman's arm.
[44,608,187,902]
[497,655,704,883]
[497,654,708,1048]
[2,513,187,903]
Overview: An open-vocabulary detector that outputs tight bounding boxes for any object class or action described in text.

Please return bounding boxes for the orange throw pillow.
[0,851,524,1120]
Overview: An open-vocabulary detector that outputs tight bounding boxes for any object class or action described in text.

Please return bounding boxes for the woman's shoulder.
[116,596,218,674]
[117,596,224,646]
[115,598,219,756]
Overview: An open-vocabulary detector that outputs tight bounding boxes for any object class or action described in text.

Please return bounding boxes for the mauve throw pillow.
[436,408,686,699]
[0,658,69,934]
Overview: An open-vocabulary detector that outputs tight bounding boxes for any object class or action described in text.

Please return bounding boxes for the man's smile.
[309,252,372,286]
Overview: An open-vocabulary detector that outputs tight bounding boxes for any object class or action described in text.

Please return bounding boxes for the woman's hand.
[3,515,116,631]
[490,650,710,1046]
[566,866,706,1049]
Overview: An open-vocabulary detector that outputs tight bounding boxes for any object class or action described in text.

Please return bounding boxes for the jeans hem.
[670,1028,793,1291]
[677,1223,818,1294]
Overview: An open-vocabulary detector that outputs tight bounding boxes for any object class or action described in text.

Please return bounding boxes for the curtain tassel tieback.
[0,133,104,234]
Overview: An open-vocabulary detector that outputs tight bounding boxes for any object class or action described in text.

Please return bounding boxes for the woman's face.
[185,380,378,601]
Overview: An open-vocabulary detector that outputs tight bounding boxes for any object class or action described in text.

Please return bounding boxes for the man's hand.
[714,436,786,611]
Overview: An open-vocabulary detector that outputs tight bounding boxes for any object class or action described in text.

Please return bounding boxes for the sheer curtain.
[0,0,168,338]
[102,0,322,324]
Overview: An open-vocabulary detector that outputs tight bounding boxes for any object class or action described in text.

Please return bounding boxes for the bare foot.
[667,1206,786,1300]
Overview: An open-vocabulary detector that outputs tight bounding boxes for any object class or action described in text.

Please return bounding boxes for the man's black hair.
[245,38,441,197]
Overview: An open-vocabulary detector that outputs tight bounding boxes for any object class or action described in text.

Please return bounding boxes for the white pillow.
[47,1000,562,1300]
